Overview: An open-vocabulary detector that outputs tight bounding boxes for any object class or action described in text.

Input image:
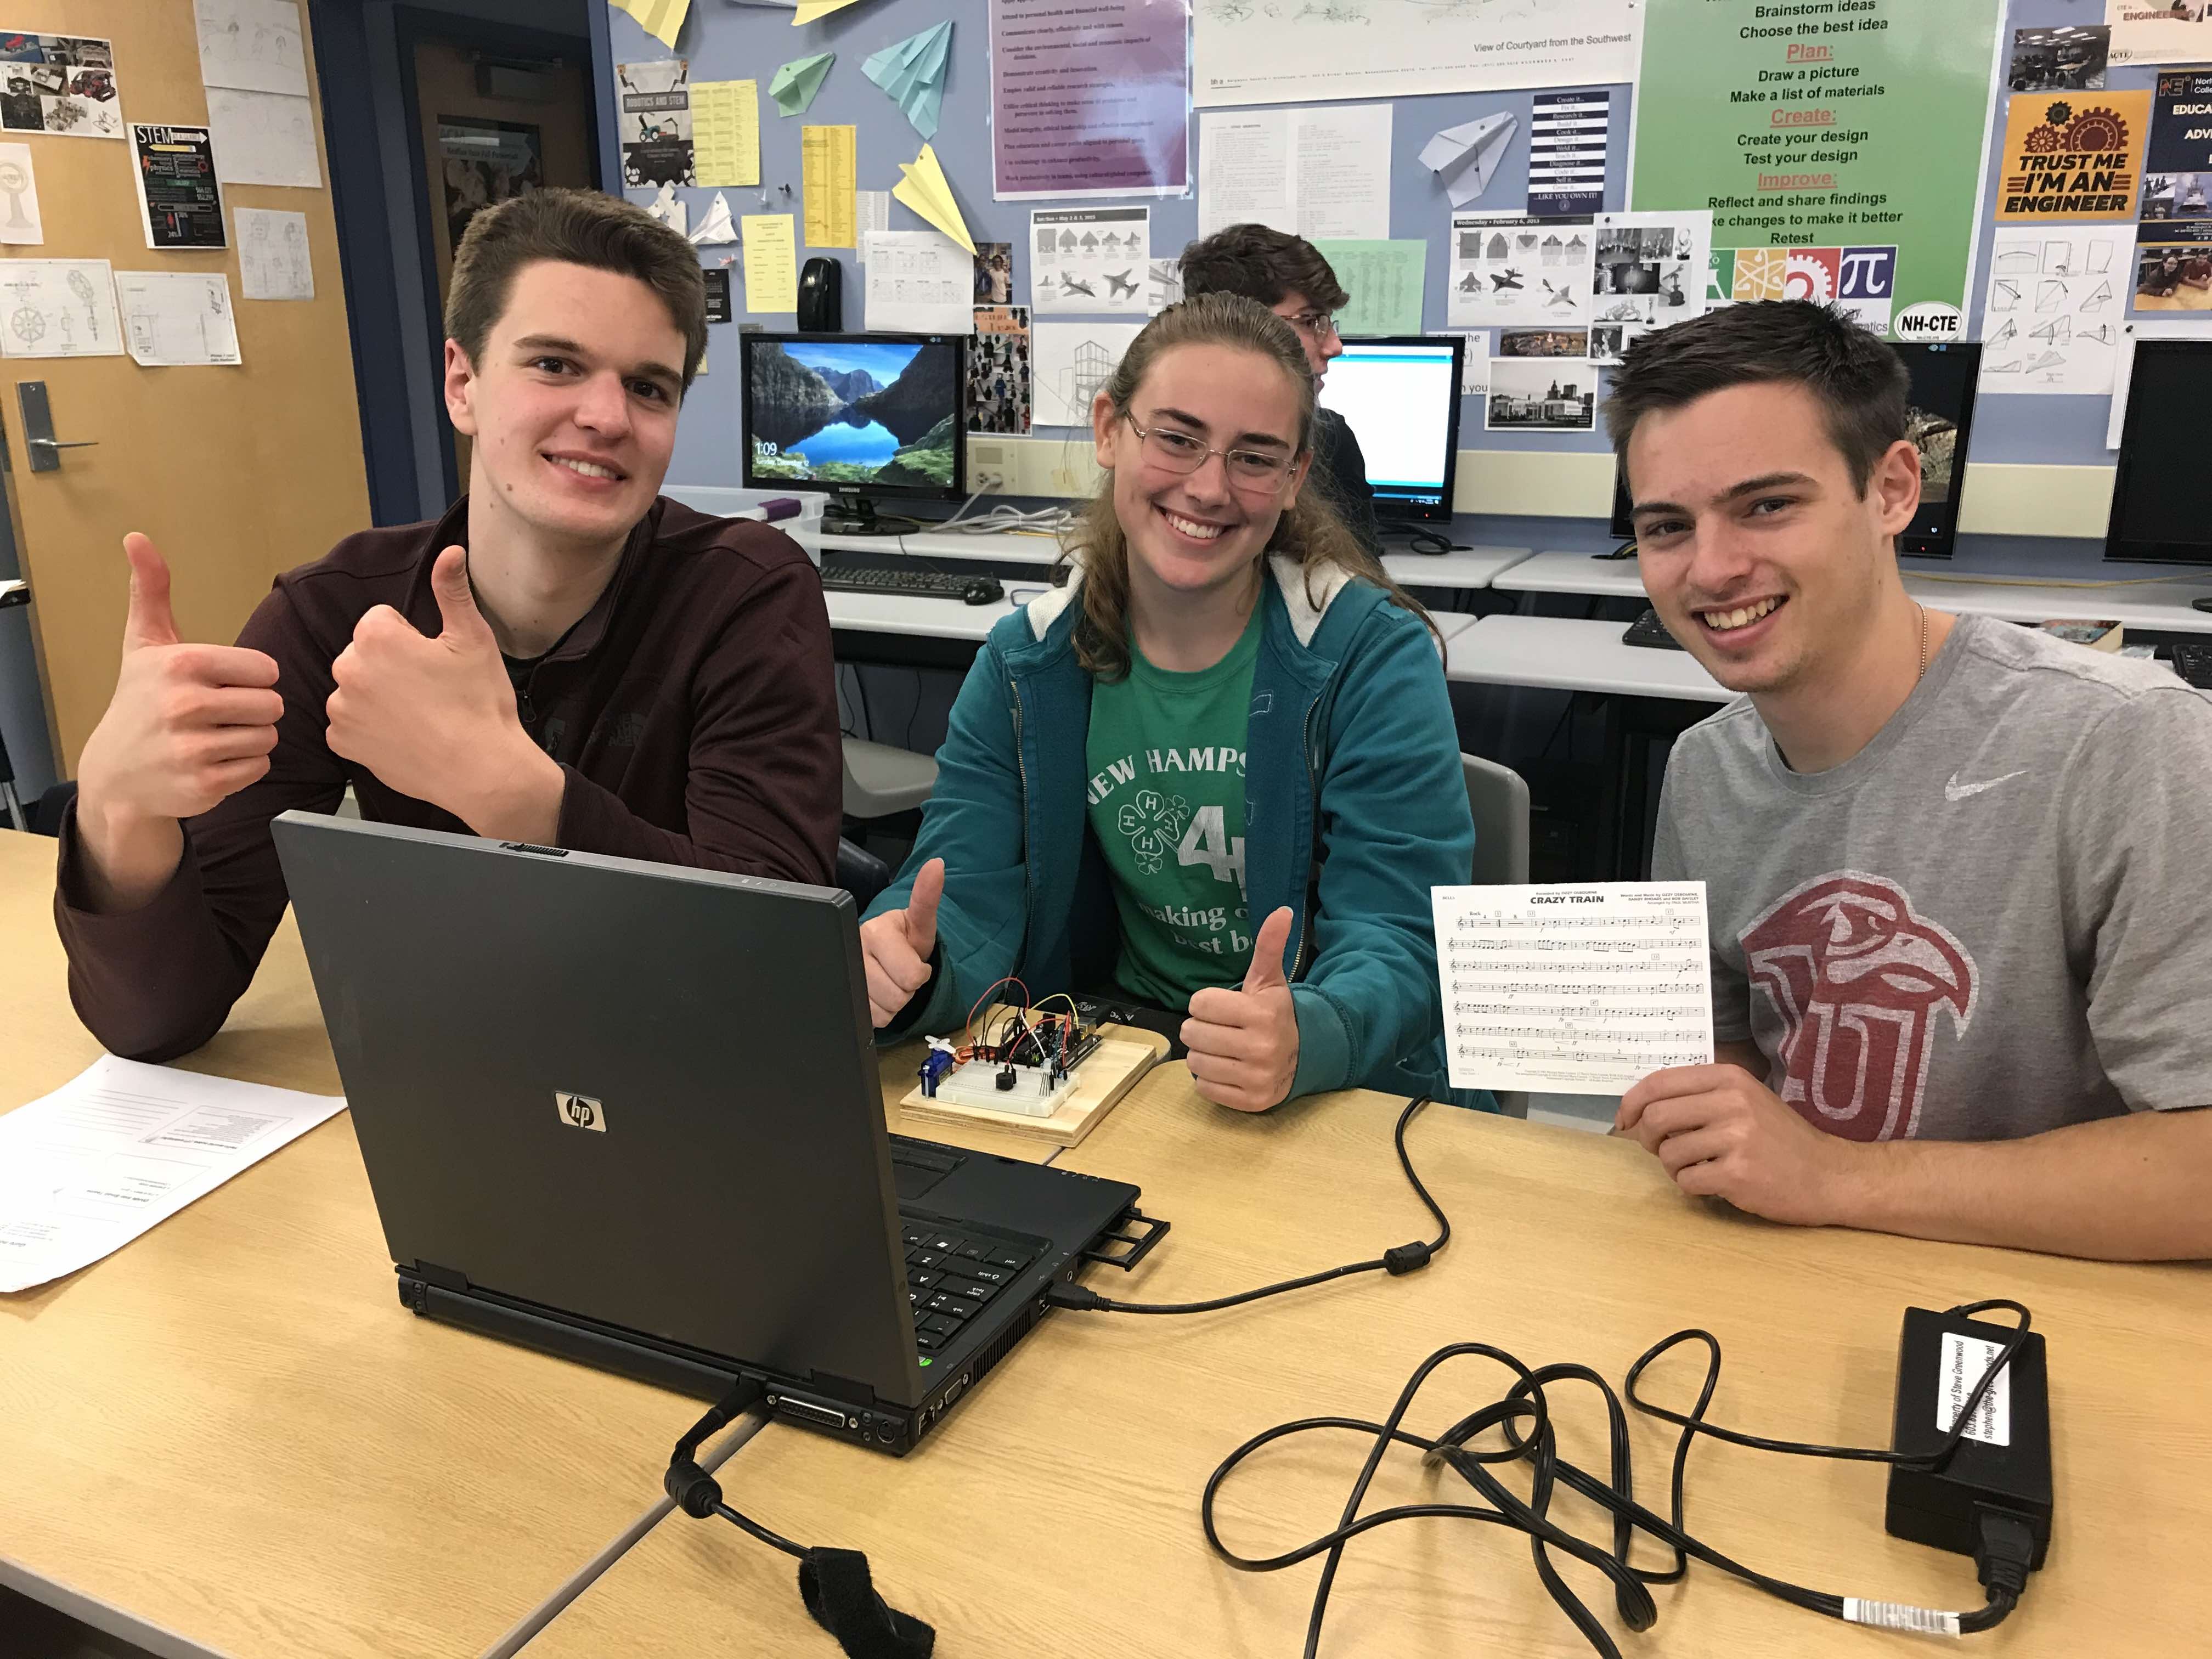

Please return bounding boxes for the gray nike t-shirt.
[1652,613,2212,1142]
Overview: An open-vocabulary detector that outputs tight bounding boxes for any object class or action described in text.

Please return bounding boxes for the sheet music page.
[1434,883,1714,1093]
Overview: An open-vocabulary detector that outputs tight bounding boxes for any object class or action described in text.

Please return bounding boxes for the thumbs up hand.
[326,545,562,840]
[75,534,286,904]
[1182,906,1301,1113]
[859,858,944,1028]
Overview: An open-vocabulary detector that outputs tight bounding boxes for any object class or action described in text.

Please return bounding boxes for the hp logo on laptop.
[554,1092,606,1132]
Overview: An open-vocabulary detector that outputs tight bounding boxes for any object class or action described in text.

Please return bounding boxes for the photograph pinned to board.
[1032,319,1144,427]
[990,0,1190,199]
[1587,210,1710,366]
[1498,328,1589,360]
[115,270,241,368]
[194,0,309,97]
[0,31,123,139]
[861,229,974,334]
[1030,207,1149,316]
[1485,357,1596,433]
[616,58,695,187]
[1527,90,1609,219]
[0,258,123,359]
[2008,24,2108,93]
[1979,227,2129,394]
[205,87,320,187]
[2133,67,2212,315]
[1447,212,1593,328]
[968,304,1031,435]
[973,241,1012,304]
[2106,0,2212,67]
[1145,258,1183,313]
[131,125,226,251]
[236,206,311,300]
[0,140,42,245]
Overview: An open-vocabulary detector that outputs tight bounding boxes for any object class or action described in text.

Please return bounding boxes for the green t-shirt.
[1084,607,1262,1007]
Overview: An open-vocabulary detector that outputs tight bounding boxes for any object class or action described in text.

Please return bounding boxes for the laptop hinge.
[805,1370,879,1407]
[410,1260,470,1293]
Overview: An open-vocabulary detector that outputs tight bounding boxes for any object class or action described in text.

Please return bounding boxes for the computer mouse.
[961,577,1005,606]
[2194,596,2212,614]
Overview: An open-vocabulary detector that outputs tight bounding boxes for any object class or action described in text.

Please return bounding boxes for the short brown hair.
[1177,224,1350,314]
[1065,294,1437,681]
[445,188,708,388]
[1602,300,1909,496]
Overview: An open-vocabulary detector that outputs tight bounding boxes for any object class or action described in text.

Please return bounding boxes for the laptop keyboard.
[900,1221,1036,1356]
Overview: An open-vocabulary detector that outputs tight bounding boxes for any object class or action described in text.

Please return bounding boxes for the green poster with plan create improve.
[1632,0,2003,334]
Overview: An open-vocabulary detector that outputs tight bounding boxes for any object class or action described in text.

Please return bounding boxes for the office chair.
[843,738,938,820]
[1462,753,1533,1118]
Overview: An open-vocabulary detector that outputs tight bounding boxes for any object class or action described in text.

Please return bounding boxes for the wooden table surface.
[522,1066,2212,1657]
[0,827,1046,1659]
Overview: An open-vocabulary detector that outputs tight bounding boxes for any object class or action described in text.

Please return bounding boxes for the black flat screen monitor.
[2106,339,2212,567]
[1606,342,1980,556]
[739,332,965,508]
[1314,336,1465,524]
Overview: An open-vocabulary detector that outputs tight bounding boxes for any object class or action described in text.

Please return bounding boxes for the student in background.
[1606,300,2212,1261]
[858,295,1476,1112]
[58,189,842,1062]
[1178,225,1384,557]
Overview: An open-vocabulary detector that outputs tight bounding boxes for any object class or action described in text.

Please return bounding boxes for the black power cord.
[1046,1096,1447,1315]
[1200,1301,2036,1658]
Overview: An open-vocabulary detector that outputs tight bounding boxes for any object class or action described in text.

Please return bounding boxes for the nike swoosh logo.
[1945,769,2028,803]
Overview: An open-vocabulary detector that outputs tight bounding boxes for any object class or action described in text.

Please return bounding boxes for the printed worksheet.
[1434,883,1714,1093]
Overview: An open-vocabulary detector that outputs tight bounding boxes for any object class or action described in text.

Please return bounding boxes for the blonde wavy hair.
[1063,293,1440,681]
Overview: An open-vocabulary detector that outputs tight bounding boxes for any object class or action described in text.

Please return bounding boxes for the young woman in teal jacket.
[860,294,1481,1111]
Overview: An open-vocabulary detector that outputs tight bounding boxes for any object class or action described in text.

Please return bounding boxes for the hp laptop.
[271,814,1155,1455]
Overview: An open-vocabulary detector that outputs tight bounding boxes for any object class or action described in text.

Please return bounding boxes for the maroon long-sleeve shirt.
[55,495,843,1062]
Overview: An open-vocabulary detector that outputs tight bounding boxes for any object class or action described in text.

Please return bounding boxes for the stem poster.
[1631,0,2004,330]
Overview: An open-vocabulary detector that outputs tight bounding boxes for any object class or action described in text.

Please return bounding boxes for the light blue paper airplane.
[862,21,952,143]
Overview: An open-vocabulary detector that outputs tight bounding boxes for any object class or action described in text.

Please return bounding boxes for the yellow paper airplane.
[891,143,973,255]
[611,0,690,50]
[792,0,871,23]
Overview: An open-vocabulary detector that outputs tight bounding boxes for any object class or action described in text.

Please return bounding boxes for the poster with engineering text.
[1631,0,2004,334]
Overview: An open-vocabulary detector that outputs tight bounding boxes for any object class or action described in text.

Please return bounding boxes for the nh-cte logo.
[555,1092,606,1132]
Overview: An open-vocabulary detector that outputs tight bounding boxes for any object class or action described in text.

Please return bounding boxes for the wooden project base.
[898,1025,1168,1148]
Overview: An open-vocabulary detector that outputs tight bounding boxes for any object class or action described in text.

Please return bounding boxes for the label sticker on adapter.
[1843,1598,1962,1638]
[1938,1332,2010,1446]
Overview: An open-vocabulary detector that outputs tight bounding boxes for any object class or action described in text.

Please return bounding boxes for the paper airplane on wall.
[893,142,973,255]
[1419,112,1517,208]
[769,52,834,116]
[690,190,737,244]
[792,0,872,23]
[862,21,952,142]
[611,0,690,50]
[645,180,687,238]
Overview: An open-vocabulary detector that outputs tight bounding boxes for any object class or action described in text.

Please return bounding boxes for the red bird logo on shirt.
[1741,873,1978,1142]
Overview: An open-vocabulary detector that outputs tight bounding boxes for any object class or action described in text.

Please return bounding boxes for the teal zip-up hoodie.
[863,555,1483,1107]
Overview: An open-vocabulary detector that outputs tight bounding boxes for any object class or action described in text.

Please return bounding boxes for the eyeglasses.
[1122,414,1295,491]
[1283,309,1340,340]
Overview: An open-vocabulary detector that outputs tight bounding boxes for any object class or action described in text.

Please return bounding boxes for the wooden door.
[0,1,368,775]
[411,36,591,485]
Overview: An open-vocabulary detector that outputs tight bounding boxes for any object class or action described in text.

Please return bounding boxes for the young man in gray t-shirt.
[1600,301,2211,1262]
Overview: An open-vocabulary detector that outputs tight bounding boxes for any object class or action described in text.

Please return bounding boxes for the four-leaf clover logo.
[1116,789,1190,874]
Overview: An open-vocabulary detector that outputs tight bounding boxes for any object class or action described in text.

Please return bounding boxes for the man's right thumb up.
[121,532,180,651]
[904,858,946,957]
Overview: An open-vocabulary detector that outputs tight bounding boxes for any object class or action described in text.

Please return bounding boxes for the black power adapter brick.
[1886,1306,2052,1567]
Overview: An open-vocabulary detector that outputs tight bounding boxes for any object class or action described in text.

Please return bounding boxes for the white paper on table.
[236,206,312,300]
[206,88,322,188]
[690,189,737,245]
[1032,319,1145,427]
[861,229,975,333]
[855,190,891,263]
[1420,112,1516,210]
[0,258,124,359]
[0,1057,345,1293]
[194,0,310,95]
[1029,207,1150,316]
[1978,227,2130,398]
[115,271,242,366]
[0,142,42,245]
[1434,883,1715,1094]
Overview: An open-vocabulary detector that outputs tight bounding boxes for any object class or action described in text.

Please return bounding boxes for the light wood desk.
[522,1067,2212,1657]
[0,828,1047,1659]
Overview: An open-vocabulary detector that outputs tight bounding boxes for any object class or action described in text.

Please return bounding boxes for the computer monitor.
[2105,339,2212,567]
[739,332,965,529]
[1892,341,1980,560]
[1609,344,1982,556]
[1314,336,1465,524]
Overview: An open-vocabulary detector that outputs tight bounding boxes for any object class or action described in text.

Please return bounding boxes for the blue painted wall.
[598,0,2159,544]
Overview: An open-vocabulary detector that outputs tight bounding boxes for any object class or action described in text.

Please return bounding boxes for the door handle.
[26,437,97,448]
[16,381,94,472]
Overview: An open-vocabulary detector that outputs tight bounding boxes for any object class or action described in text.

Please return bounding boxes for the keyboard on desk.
[1622,607,1687,651]
[2171,643,2212,690]
[819,550,1060,602]
[900,1219,1035,1356]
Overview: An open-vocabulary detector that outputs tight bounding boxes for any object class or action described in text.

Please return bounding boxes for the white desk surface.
[1499,548,2212,634]
[816,527,1067,566]
[1381,544,1534,588]
[1447,614,1732,703]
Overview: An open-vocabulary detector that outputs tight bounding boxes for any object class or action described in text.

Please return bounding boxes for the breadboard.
[899,1029,1166,1148]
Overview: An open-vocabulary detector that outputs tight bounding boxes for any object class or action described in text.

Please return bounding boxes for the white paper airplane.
[1419,112,1517,208]
[690,190,737,245]
[645,180,687,239]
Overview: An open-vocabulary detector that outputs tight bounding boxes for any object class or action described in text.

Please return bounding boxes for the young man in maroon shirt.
[57,189,842,1060]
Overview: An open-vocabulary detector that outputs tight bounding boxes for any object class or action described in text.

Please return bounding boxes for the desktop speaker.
[798,258,843,332]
